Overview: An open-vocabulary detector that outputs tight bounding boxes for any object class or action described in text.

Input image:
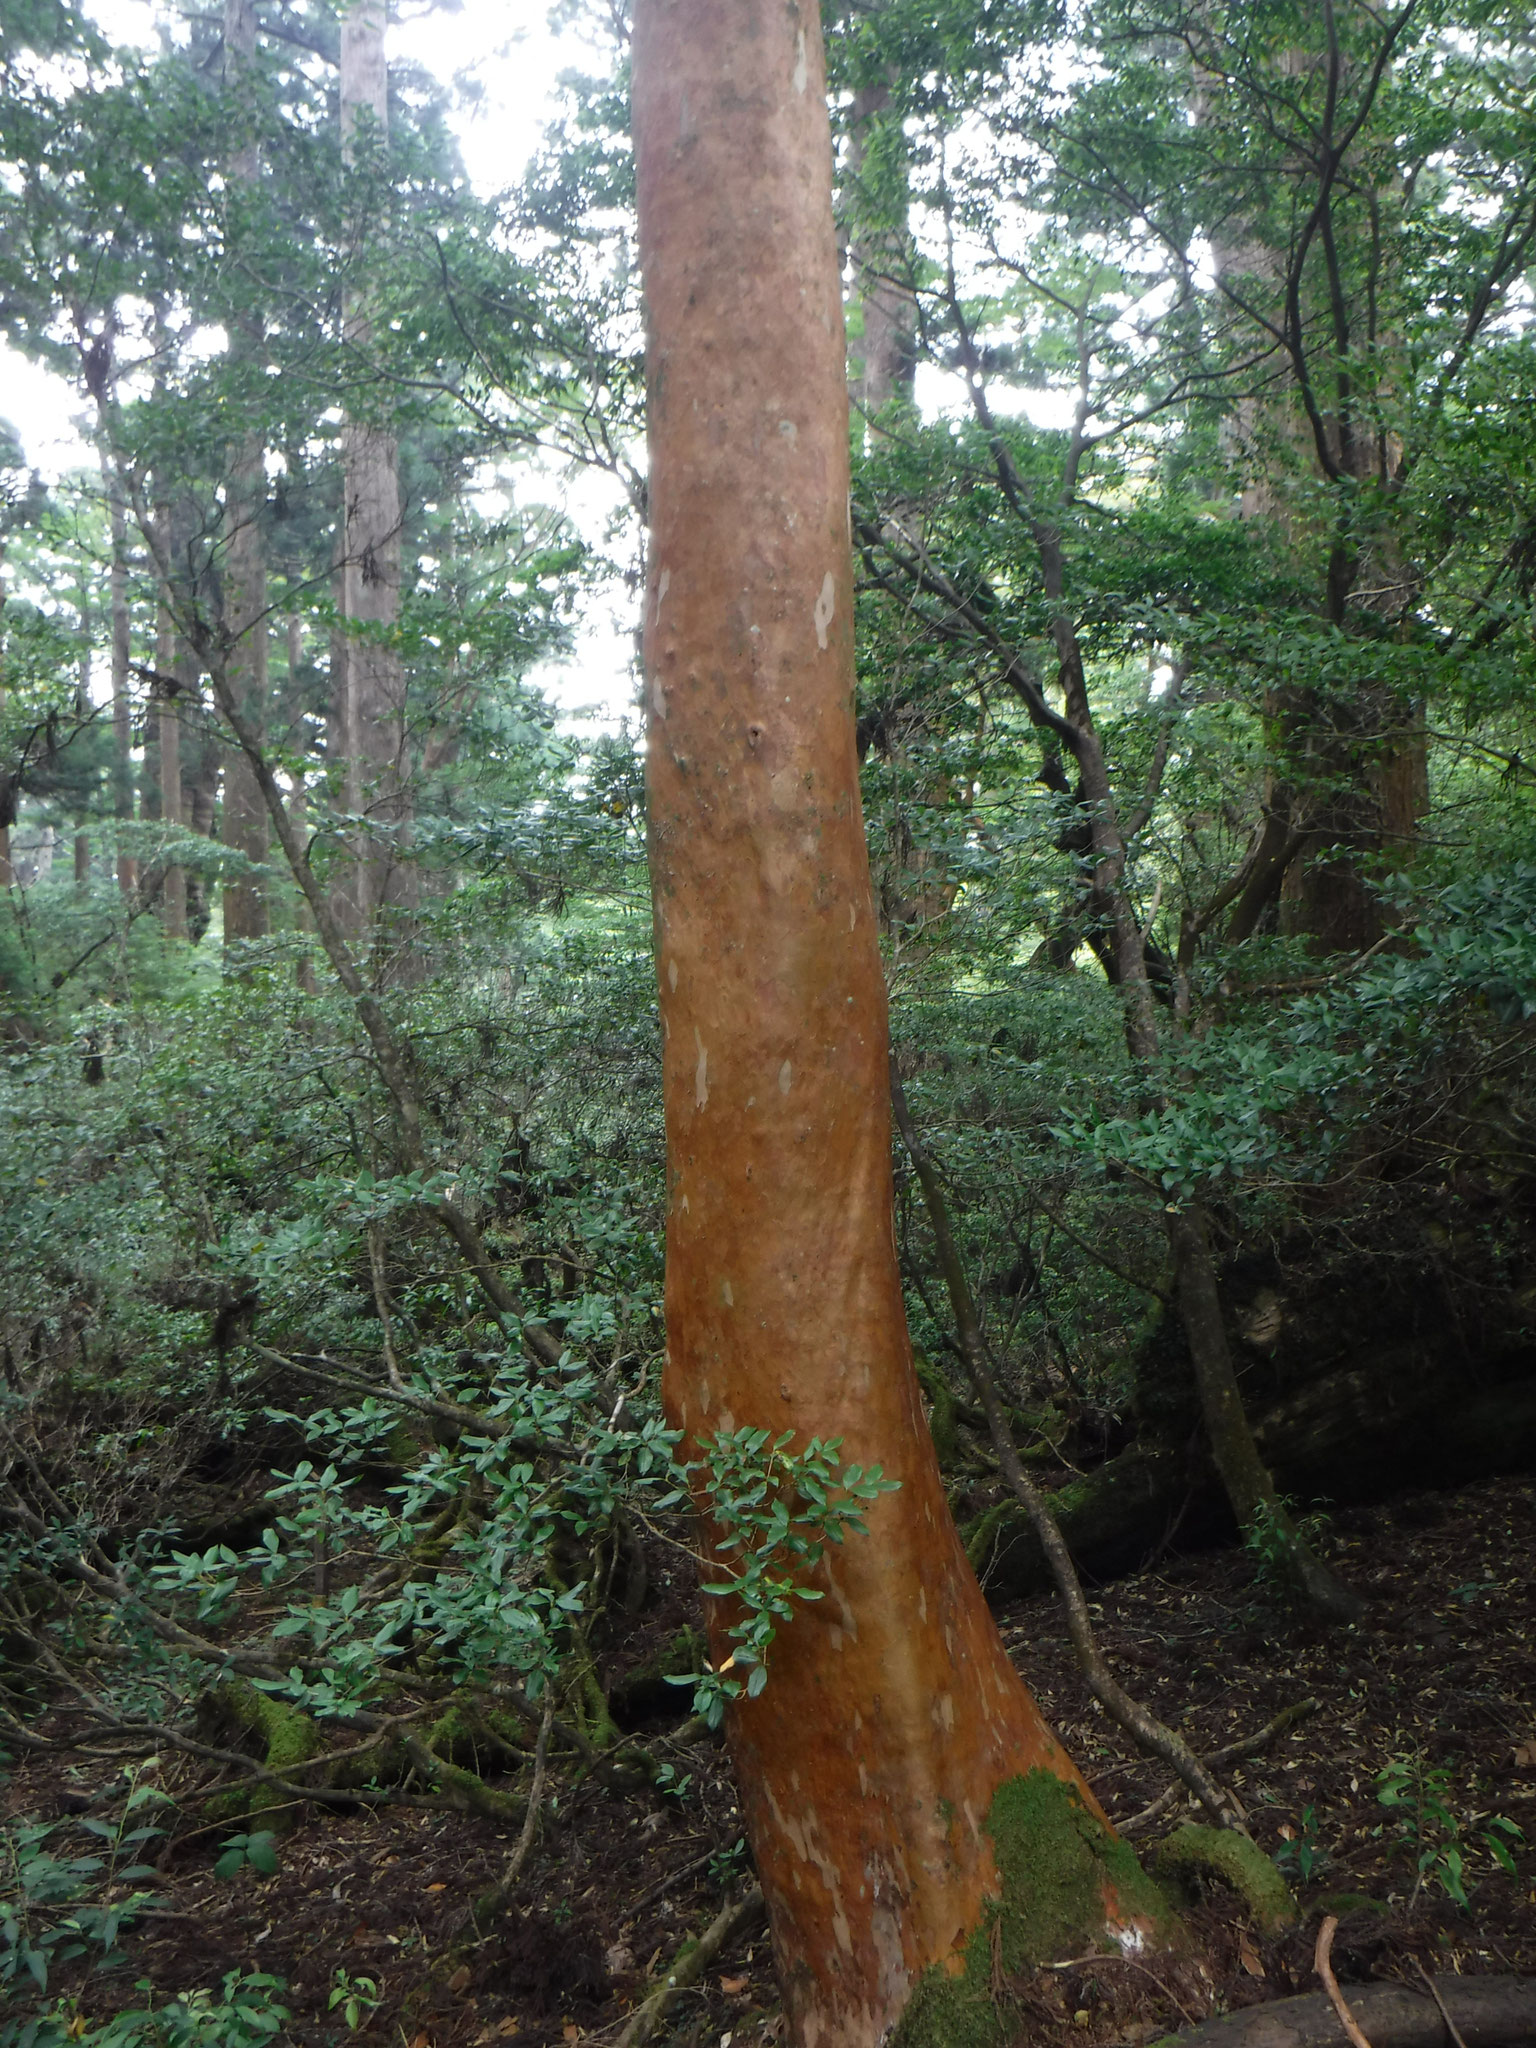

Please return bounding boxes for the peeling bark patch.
[792,26,808,93]
[813,570,836,650]
[778,1059,793,1093]
[693,1029,709,1109]
[721,1279,734,1307]
[667,957,678,992]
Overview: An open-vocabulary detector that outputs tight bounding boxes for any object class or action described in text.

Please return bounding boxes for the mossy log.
[212,1677,324,1827]
[969,1336,1536,1599]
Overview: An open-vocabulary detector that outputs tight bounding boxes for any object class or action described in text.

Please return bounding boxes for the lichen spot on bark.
[778,1059,793,1093]
[813,569,836,650]
[694,1028,709,1110]
[889,1770,1176,2048]
[792,25,808,93]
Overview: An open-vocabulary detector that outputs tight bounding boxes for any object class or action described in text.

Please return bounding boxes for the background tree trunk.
[846,80,917,429]
[339,0,411,936]
[98,433,136,900]
[219,0,271,949]
[154,572,188,942]
[632,3,1165,2040]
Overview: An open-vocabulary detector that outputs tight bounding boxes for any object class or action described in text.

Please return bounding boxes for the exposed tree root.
[210,1677,323,1826]
[1151,1824,1298,1931]
[614,1886,766,2048]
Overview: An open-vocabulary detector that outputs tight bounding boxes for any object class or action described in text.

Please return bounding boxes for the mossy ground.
[891,1768,1179,2048]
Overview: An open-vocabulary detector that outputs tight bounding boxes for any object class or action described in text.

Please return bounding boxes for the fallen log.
[1154,1977,1536,2048]
[967,1323,1536,1599]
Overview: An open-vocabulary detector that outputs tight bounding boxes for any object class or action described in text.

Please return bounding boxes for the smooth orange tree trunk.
[633,4,1167,2041]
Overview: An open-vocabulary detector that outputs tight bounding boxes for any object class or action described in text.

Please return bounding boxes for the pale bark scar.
[813,569,836,649]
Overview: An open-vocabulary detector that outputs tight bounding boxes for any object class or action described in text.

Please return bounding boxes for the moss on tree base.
[891,1769,1178,2048]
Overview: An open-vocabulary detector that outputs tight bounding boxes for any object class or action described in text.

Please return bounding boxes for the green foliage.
[668,1429,900,1728]
[2,0,1536,2026]
[7,1973,291,2048]
[1273,1806,1330,1886]
[1374,1754,1524,1909]
[1244,1499,1332,1586]
[0,1770,169,2001]
[212,1832,279,1882]
[327,1970,383,2032]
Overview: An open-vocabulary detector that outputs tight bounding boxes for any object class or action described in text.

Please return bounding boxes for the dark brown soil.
[6,1475,1535,2048]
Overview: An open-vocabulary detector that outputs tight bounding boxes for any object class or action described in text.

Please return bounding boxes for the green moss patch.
[891,1769,1177,2048]
[214,1678,323,1829]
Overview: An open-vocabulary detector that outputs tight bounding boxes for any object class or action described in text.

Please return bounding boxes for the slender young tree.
[632,2,1170,2038]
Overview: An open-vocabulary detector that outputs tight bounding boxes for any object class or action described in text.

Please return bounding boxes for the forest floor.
[6,1474,1536,2048]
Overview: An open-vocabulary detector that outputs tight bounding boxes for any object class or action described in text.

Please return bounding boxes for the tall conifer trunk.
[0,552,11,891]
[97,435,136,900]
[154,565,188,942]
[220,0,271,947]
[339,0,411,935]
[632,4,1164,2038]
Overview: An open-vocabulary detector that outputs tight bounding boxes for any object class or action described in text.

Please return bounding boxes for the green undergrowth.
[891,1768,1178,2048]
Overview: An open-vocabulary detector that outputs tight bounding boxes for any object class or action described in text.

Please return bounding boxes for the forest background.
[2,0,1536,2039]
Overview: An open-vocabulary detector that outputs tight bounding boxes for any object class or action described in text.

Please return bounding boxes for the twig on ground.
[1046,1952,1201,2026]
[1119,1698,1318,1835]
[1412,1961,1471,2048]
[1316,1915,1374,2048]
[628,1843,720,1918]
[614,1886,766,2048]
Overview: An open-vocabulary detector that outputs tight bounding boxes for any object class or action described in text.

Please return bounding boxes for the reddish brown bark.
[633,3,1138,2038]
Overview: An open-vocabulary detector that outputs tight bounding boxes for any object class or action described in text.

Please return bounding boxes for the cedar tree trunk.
[632,4,1168,2040]
[98,433,136,900]
[154,578,188,942]
[339,0,412,933]
[220,0,271,947]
